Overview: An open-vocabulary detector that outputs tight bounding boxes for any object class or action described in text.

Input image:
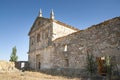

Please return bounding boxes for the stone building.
[28,10,120,72]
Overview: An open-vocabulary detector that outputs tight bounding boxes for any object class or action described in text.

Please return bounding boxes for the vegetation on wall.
[105,56,116,80]
[86,53,97,76]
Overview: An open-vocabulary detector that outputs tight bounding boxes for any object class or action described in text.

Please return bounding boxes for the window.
[64,44,67,52]
[65,59,69,67]
[31,41,33,45]
[37,34,40,42]
[38,21,41,26]
[38,62,41,69]
[46,31,49,39]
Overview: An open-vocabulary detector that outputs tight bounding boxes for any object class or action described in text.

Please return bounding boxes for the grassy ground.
[0,71,80,80]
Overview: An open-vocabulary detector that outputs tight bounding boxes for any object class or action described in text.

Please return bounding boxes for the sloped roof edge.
[53,16,120,42]
[53,20,80,31]
[28,17,50,35]
[28,17,80,35]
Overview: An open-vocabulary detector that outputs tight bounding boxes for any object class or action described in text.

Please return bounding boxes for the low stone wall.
[0,60,18,72]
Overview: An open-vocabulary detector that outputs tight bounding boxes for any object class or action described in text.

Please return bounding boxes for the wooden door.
[96,57,106,76]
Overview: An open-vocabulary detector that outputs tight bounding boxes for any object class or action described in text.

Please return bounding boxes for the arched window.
[37,34,40,42]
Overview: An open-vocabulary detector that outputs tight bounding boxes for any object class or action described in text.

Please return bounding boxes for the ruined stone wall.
[0,61,18,72]
[52,17,120,69]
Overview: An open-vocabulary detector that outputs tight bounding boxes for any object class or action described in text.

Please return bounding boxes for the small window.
[46,32,48,38]
[38,21,41,26]
[37,34,40,42]
[31,41,33,45]
[65,59,69,67]
[64,44,67,52]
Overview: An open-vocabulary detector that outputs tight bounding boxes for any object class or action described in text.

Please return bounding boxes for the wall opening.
[37,34,40,42]
[38,62,41,69]
[96,57,107,76]
[64,44,67,52]
[36,55,41,70]
[65,59,69,67]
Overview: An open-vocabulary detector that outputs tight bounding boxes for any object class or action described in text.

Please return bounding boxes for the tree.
[86,53,97,76]
[9,46,18,62]
[105,56,113,80]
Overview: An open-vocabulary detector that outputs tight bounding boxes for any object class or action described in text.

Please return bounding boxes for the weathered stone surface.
[0,61,18,72]
[28,17,78,70]
[28,16,120,72]
[52,17,120,70]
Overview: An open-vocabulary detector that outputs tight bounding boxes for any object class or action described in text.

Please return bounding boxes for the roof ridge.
[86,16,120,30]
[53,20,80,31]
[53,16,120,42]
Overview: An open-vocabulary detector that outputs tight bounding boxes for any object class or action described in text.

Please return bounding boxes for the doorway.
[36,54,41,70]
[96,57,107,76]
[38,62,41,69]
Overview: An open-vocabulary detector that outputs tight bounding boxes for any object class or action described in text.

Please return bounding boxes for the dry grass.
[0,71,80,80]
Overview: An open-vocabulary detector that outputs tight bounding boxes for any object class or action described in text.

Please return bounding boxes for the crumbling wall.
[0,60,18,72]
[52,17,120,70]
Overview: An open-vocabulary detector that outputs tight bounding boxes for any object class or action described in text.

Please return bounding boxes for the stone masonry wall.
[28,17,79,70]
[52,17,120,70]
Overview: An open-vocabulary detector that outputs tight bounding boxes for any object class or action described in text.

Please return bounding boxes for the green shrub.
[86,53,97,76]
